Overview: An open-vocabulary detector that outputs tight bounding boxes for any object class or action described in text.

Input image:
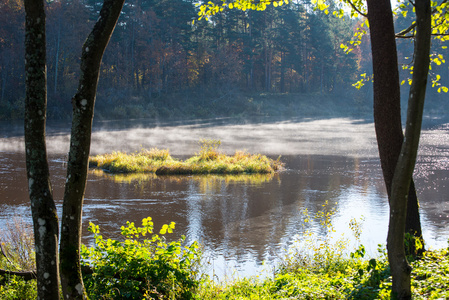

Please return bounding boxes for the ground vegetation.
[1,212,448,299]
[89,140,284,175]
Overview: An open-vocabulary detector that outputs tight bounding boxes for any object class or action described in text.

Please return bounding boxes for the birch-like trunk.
[59,0,124,298]
[24,0,60,298]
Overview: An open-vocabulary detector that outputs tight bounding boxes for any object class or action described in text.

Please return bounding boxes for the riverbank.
[197,247,449,299]
[93,91,372,122]
[1,216,448,300]
[0,91,372,122]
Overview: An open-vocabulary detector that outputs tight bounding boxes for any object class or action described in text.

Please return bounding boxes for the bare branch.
[396,22,416,38]
[0,268,36,281]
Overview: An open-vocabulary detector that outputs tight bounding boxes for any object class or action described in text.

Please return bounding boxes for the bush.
[0,217,36,299]
[81,217,203,299]
[0,275,37,300]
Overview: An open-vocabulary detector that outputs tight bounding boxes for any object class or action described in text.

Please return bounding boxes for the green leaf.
[160,224,168,234]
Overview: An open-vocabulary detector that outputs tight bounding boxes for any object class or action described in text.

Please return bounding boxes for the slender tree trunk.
[388,1,431,298]
[280,51,285,93]
[54,18,61,95]
[59,0,124,298]
[366,0,424,257]
[24,0,60,298]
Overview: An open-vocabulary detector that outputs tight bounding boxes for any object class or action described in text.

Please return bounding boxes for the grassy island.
[89,139,284,175]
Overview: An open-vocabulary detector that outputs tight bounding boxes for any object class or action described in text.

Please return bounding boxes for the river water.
[0,117,448,279]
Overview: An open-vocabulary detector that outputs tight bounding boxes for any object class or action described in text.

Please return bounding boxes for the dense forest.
[0,0,447,121]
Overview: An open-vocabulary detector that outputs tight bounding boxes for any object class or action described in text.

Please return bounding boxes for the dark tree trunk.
[366,0,424,257]
[388,0,431,298]
[59,0,125,298]
[24,0,60,298]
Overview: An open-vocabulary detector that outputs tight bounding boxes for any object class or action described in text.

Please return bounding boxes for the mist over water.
[0,117,378,156]
[1,116,448,279]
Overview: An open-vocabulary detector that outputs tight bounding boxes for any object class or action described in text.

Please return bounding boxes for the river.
[0,117,448,279]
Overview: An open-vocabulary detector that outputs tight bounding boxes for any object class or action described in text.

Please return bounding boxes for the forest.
[1,0,448,121]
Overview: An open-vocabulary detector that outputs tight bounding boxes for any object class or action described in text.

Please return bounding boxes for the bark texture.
[24,0,60,299]
[59,0,125,298]
[388,0,431,298]
[366,0,424,256]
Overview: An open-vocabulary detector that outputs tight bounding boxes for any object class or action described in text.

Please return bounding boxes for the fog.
[0,117,378,157]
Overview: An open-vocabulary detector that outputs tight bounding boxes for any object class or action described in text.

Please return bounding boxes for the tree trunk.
[388,0,431,298]
[54,17,61,95]
[59,0,125,299]
[24,0,60,299]
[366,0,424,257]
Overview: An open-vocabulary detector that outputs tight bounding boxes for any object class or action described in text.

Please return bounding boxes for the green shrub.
[81,217,203,300]
[0,275,37,300]
[197,139,221,161]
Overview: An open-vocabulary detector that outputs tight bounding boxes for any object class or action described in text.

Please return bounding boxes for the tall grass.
[0,217,37,300]
[198,203,392,299]
[0,216,35,272]
[89,140,284,175]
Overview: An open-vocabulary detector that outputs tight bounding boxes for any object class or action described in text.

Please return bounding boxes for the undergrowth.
[1,211,449,299]
[0,217,37,299]
[197,203,449,299]
[81,218,203,299]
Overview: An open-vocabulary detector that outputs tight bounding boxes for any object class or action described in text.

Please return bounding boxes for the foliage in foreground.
[1,215,449,299]
[0,217,37,300]
[80,218,203,300]
[89,139,284,175]
[199,245,449,300]
[199,203,449,299]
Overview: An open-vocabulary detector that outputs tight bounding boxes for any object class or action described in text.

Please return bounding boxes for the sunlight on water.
[0,117,448,279]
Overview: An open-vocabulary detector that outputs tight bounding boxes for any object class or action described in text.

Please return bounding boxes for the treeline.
[1,0,446,121]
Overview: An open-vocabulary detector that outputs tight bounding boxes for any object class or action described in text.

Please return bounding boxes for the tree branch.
[396,0,447,38]
[0,242,15,267]
[347,0,367,18]
[396,22,416,38]
[0,268,36,281]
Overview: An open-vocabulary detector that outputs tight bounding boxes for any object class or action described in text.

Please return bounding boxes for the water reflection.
[82,155,392,278]
[0,117,448,279]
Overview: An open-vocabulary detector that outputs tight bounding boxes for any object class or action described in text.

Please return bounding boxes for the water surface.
[1,117,448,279]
